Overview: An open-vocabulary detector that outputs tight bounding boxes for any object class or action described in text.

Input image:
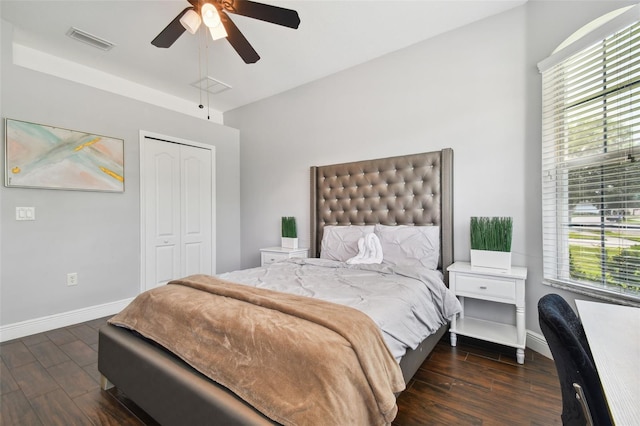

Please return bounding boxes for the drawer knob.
[480,286,488,290]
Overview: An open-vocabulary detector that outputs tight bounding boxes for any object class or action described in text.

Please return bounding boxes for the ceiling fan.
[151,0,300,64]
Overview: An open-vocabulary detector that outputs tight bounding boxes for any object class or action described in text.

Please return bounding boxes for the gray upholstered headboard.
[310,148,453,284]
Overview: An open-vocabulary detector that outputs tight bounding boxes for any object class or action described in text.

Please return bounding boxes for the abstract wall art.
[4,118,124,192]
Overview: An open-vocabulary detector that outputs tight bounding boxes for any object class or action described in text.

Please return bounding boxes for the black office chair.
[538,294,612,426]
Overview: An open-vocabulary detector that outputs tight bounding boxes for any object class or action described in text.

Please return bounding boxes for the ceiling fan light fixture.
[201,3,221,28]
[208,24,228,40]
[180,9,202,34]
[151,0,299,62]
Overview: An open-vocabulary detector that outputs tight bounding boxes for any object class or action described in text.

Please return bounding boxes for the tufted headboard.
[310,148,453,284]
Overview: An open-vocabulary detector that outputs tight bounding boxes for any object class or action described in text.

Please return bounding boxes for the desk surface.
[576,300,640,426]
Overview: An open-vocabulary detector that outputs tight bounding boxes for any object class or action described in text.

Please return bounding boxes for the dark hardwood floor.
[394,338,562,425]
[1,317,562,425]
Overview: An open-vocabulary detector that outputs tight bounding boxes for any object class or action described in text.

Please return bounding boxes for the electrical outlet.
[67,272,78,286]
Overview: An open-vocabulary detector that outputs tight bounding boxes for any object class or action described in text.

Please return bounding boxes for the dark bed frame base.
[398,325,447,384]
[99,324,275,425]
[99,323,447,425]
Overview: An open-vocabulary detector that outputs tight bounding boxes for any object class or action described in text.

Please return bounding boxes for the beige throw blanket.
[109,274,405,425]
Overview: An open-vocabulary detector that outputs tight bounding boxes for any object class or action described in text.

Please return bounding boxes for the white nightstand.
[260,246,309,266]
[447,261,528,364]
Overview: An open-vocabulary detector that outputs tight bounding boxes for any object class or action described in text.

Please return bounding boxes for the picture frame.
[4,118,124,192]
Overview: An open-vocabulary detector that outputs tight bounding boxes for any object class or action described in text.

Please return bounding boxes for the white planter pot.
[470,249,511,272]
[281,237,299,249]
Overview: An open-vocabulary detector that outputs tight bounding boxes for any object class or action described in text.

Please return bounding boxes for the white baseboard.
[0,298,134,342]
[527,330,552,359]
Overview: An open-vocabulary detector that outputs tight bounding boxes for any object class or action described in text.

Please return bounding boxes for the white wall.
[225,1,635,337]
[0,19,242,329]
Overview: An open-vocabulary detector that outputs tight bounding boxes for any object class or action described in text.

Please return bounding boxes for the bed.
[98,148,456,425]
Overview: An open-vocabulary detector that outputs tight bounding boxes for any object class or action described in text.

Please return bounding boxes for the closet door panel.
[143,141,180,290]
[181,145,212,277]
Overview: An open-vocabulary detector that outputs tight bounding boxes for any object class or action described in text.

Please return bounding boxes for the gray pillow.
[374,224,440,269]
[320,225,375,262]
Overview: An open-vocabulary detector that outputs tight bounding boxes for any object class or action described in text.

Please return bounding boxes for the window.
[539,6,640,304]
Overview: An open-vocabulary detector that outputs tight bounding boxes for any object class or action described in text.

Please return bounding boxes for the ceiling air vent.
[66,27,115,51]
[191,76,232,95]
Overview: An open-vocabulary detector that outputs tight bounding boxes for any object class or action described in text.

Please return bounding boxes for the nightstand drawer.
[455,274,515,302]
[260,247,309,267]
[261,252,290,265]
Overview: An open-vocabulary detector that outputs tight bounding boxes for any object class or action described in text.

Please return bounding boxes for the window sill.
[543,279,640,307]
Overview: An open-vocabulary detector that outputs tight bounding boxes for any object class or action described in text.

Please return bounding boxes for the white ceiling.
[1,1,526,113]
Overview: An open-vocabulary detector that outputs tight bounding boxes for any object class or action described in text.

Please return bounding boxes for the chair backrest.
[538,294,612,426]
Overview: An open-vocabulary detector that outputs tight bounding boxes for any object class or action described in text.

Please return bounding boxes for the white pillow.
[374,224,440,269]
[320,225,375,262]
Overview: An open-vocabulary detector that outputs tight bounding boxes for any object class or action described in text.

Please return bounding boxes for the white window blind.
[540,14,640,303]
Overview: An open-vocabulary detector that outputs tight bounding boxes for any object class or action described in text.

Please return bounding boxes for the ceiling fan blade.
[220,0,300,29]
[220,11,260,64]
[151,7,191,48]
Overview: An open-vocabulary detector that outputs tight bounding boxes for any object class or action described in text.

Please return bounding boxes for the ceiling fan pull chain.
[198,21,203,111]
[205,25,211,120]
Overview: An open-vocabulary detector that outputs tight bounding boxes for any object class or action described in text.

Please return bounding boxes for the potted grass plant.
[470,216,513,271]
[281,216,298,249]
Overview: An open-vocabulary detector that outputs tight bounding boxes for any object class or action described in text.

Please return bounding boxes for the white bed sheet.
[218,258,462,360]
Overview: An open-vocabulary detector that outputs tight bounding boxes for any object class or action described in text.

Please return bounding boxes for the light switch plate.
[16,207,35,221]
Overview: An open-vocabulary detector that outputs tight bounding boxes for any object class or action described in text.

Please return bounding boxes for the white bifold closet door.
[142,137,213,291]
